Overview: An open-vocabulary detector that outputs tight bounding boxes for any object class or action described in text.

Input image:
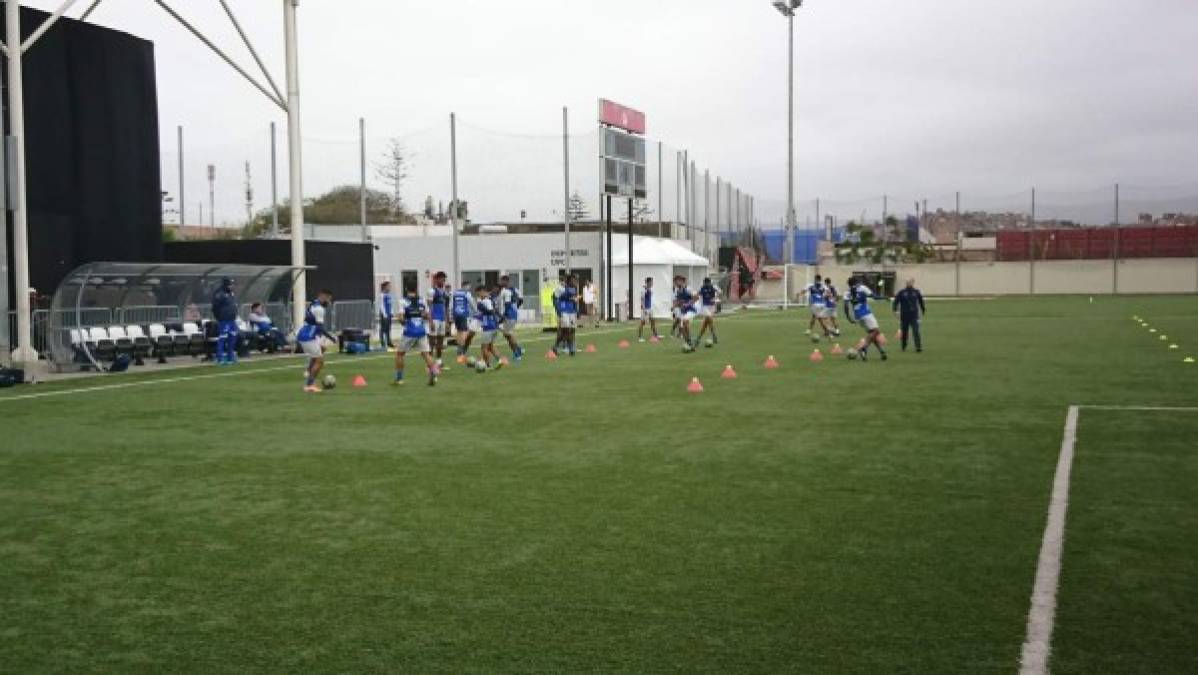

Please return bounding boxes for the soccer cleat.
[858,349,868,362]
[391,379,404,387]
[494,360,506,371]
[638,338,646,343]
[880,353,888,361]
[303,385,322,393]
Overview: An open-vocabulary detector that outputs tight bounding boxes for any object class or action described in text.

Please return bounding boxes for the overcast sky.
[26,0,1198,226]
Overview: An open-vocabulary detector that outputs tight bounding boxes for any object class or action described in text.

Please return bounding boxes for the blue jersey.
[401,297,428,338]
[675,287,696,312]
[556,286,578,314]
[500,287,522,321]
[848,286,874,320]
[642,286,653,310]
[296,300,328,343]
[824,285,838,309]
[211,288,238,322]
[476,297,500,332]
[451,289,473,318]
[427,286,449,321]
[699,284,718,306]
[807,283,826,306]
[379,292,394,319]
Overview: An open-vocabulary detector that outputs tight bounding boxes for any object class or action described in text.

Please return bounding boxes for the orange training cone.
[456,355,466,365]
[618,339,631,349]
[721,364,738,379]
[764,355,780,369]
[687,377,704,394]
[545,350,558,361]
[830,343,844,356]
[810,349,824,363]
[352,374,367,388]
[649,335,661,343]
[586,344,597,353]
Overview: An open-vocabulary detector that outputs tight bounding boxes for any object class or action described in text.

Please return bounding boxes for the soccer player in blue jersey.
[393,284,440,387]
[211,277,239,365]
[695,277,721,347]
[673,275,698,352]
[475,285,506,370]
[451,281,475,359]
[843,277,887,361]
[637,277,661,342]
[377,280,395,351]
[800,274,833,340]
[497,275,525,361]
[823,278,842,337]
[296,289,335,392]
[553,274,580,356]
[426,271,450,367]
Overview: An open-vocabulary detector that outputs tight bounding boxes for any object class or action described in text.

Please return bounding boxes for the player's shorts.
[429,319,447,337]
[468,318,482,333]
[680,308,697,322]
[810,304,825,318]
[298,338,322,357]
[501,317,518,334]
[398,335,430,353]
[824,305,837,318]
[559,313,577,329]
[479,330,497,345]
[453,315,469,332]
[859,314,879,331]
[700,305,716,318]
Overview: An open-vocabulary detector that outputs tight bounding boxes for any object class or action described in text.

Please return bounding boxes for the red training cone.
[586,344,597,353]
[352,374,367,388]
[649,335,661,343]
[830,343,844,355]
[810,349,824,363]
[764,355,780,369]
[545,350,558,361]
[618,339,631,349]
[721,364,738,380]
[687,377,704,394]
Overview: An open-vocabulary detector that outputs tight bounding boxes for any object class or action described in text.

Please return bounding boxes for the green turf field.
[1,296,1195,672]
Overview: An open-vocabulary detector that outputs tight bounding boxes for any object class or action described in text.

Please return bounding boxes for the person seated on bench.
[248,303,288,352]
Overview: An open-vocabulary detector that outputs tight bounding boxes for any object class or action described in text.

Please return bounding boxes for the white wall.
[788,258,1198,296]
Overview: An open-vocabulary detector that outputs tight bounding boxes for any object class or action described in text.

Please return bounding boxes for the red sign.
[598,99,646,135]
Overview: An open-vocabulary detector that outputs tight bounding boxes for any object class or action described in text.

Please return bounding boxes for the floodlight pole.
[656,141,663,238]
[284,0,306,327]
[270,121,278,238]
[177,125,185,225]
[562,106,570,274]
[450,112,459,287]
[7,0,36,363]
[359,116,367,243]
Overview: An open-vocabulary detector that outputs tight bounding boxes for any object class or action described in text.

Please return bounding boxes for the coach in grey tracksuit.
[892,279,926,353]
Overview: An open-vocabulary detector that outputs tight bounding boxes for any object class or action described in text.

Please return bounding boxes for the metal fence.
[328,299,375,332]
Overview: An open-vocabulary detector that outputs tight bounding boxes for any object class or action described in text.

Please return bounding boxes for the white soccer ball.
[322,374,337,389]
[846,350,858,361]
[811,334,821,343]
[475,360,487,373]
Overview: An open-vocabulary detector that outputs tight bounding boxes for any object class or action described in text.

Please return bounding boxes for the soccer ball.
[811,334,821,343]
[474,359,488,373]
[705,340,714,349]
[846,350,858,361]
[322,374,337,389]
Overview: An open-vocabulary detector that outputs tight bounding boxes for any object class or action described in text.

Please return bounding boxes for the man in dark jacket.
[211,277,240,365]
[891,279,926,352]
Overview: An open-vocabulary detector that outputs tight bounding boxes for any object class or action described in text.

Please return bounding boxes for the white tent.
[609,236,710,319]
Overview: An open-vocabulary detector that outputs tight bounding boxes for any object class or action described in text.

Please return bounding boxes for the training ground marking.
[1019,404,1198,675]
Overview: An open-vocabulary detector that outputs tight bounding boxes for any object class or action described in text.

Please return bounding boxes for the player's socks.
[395,369,404,382]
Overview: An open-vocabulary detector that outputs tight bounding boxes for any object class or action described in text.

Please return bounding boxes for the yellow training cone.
[1185,357,1196,364]
[1169,344,1179,350]
[1160,335,1168,341]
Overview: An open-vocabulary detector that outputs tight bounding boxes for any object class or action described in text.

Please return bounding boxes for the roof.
[610,236,709,267]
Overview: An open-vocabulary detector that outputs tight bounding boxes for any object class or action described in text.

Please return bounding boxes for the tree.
[374,138,409,215]
[567,191,589,222]
[241,185,404,239]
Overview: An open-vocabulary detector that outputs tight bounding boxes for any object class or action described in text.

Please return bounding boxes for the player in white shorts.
[553,274,580,356]
[425,271,450,368]
[393,283,440,386]
[672,275,699,352]
[295,289,335,392]
[800,274,835,340]
[497,275,525,361]
[843,276,887,361]
[474,285,506,370]
[695,277,721,347]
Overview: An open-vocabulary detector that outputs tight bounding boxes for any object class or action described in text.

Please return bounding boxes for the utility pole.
[450,112,459,287]
[244,161,253,225]
[359,116,367,243]
[562,106,571,273]
[178,126,185,225]
[284,0,307,329]
[270,121,278,237]
[207,164,216,227]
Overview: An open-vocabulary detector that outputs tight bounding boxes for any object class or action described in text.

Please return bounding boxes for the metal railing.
[328,299,375,332]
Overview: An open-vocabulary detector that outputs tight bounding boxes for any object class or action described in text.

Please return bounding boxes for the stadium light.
[770,0,803,265]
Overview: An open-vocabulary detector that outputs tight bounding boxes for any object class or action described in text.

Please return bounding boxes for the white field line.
[1020,405,1080,675]
[0,323,637,404]
[1020,403,1198,674]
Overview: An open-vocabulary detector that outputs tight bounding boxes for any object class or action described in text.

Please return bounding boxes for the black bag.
[108,354,132,373]
[0,368,25,387]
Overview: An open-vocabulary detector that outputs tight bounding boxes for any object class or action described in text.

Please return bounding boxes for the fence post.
[1029,187,1036,295]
